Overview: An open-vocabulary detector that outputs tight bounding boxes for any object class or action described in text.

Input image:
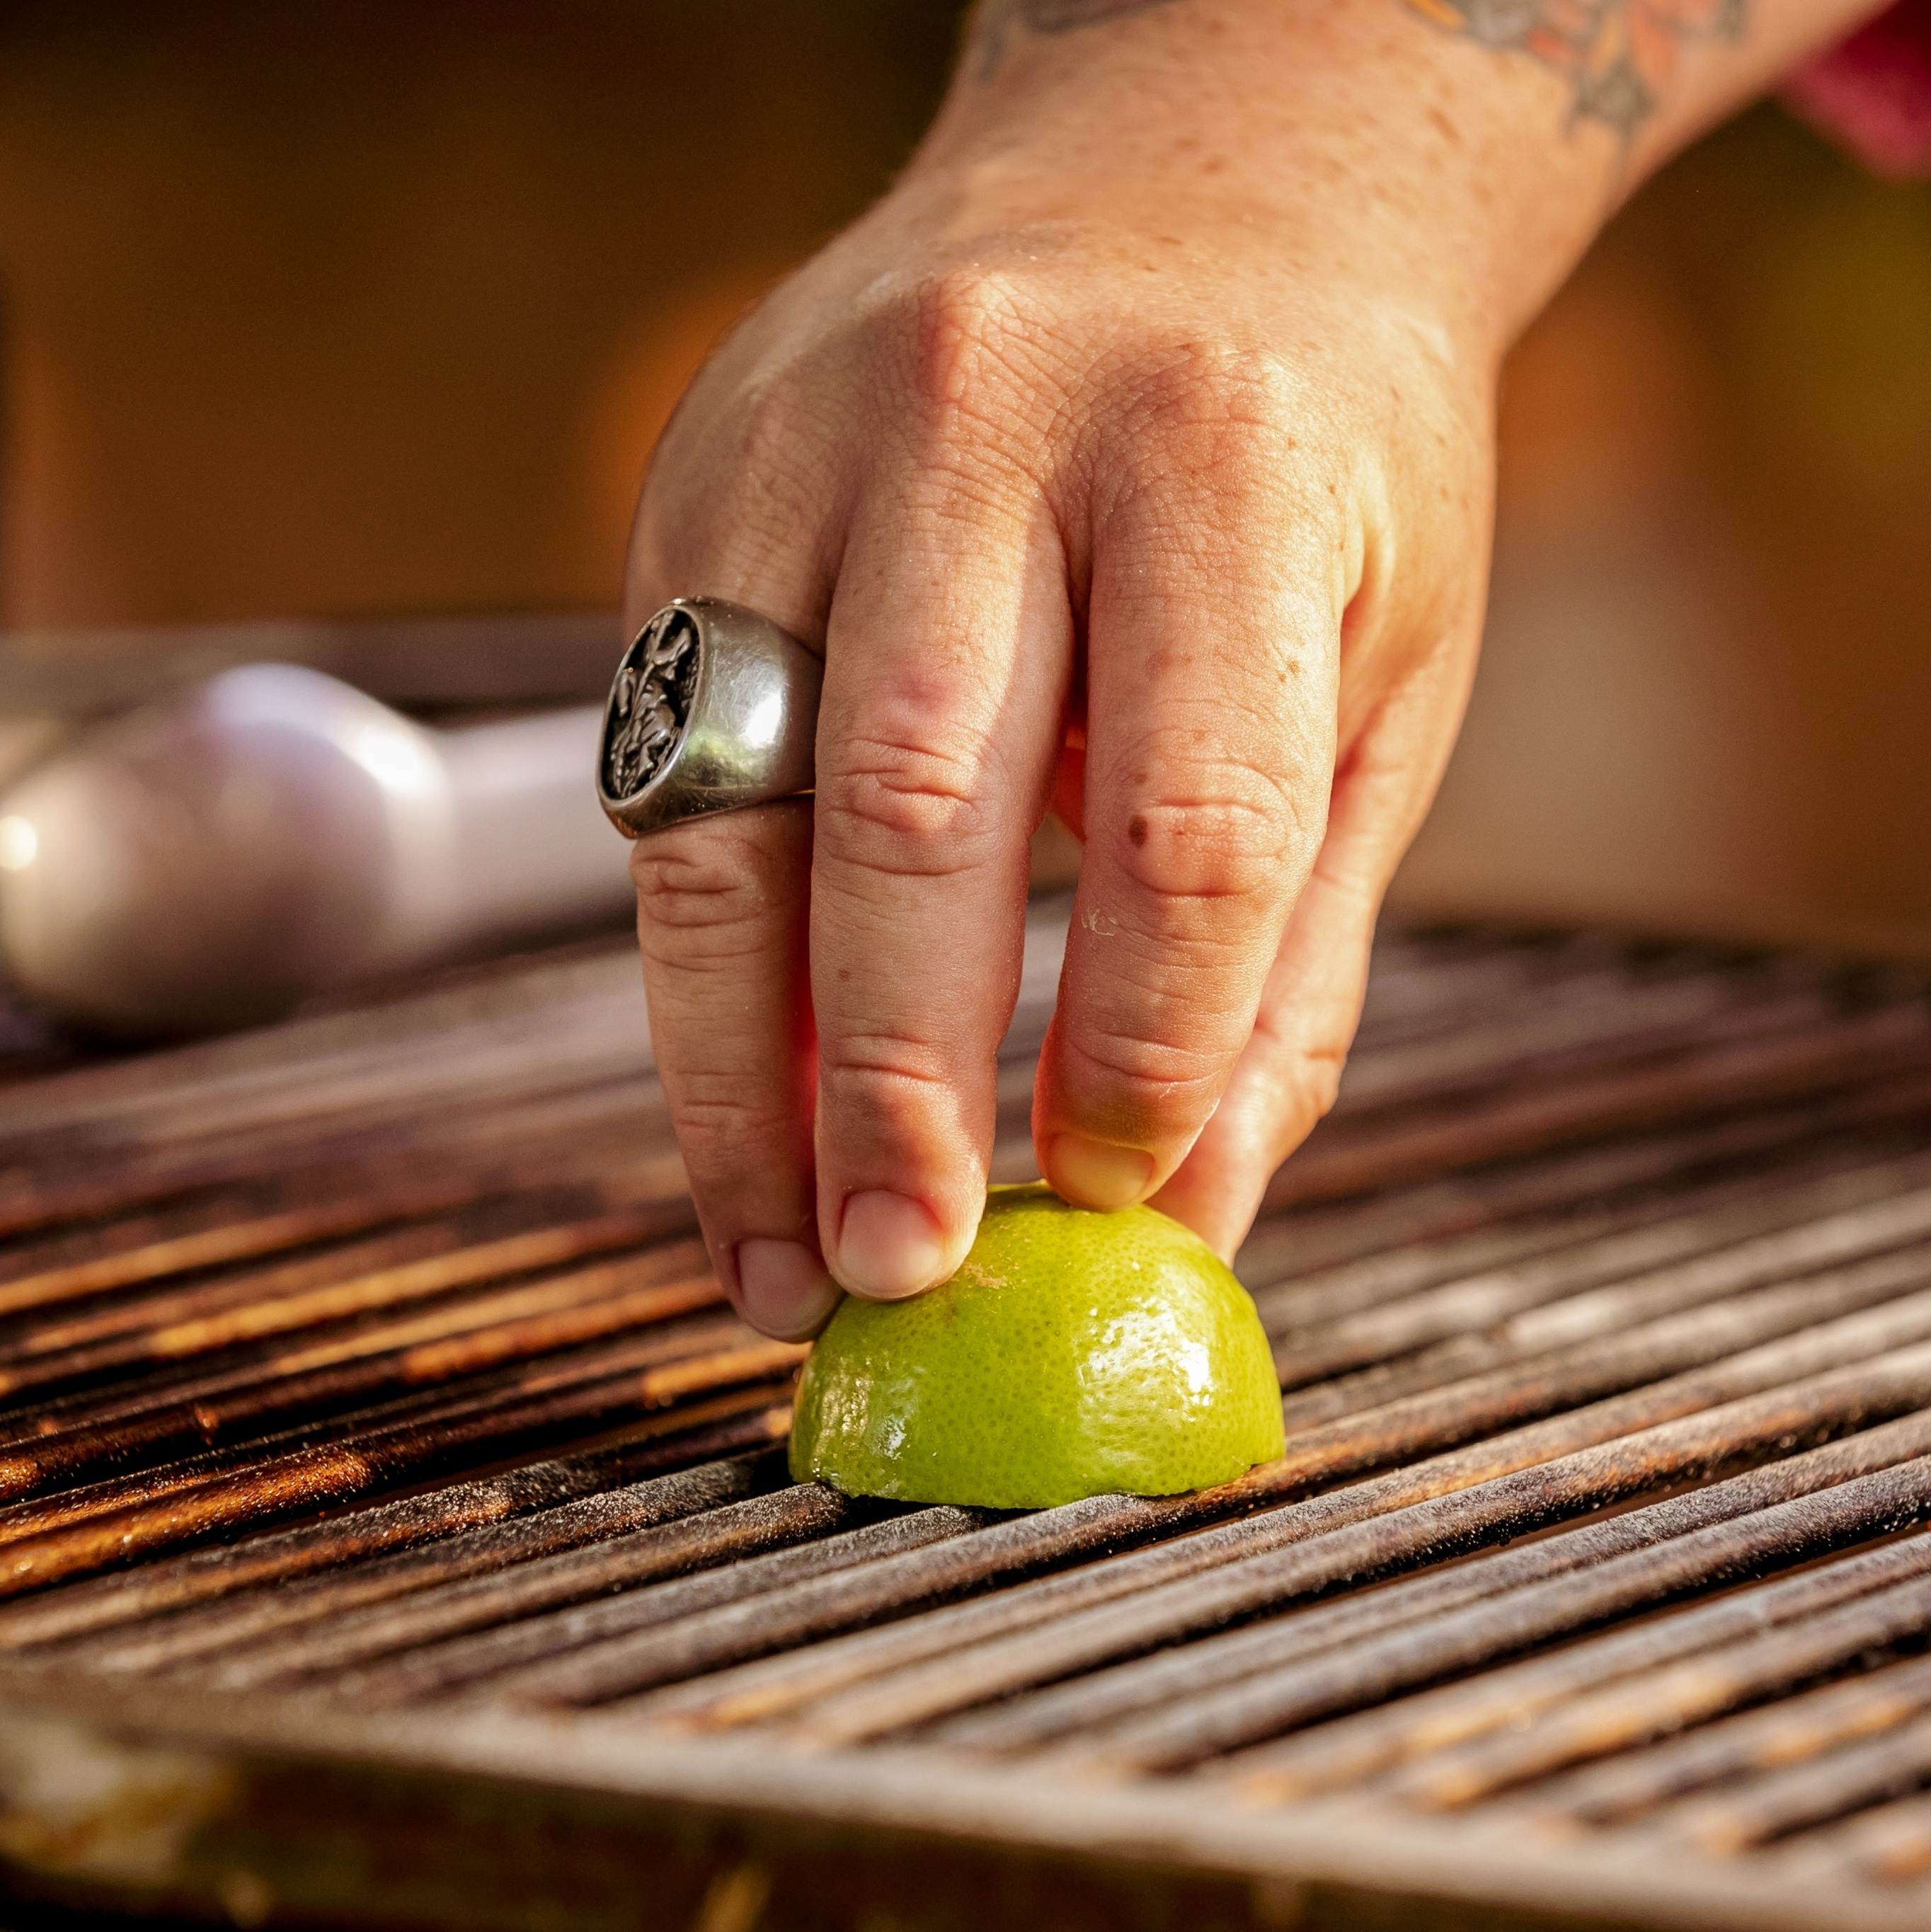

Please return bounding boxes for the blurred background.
[0,0,1927,1013]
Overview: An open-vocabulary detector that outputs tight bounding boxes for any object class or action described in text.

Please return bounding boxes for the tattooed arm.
[978,0,1865,149]
[1402,0,1753,140]
[927,0,1883,336]
[624,0,1882,1337]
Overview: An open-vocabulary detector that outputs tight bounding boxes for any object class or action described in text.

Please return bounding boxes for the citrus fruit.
[789,1183,1285,1509]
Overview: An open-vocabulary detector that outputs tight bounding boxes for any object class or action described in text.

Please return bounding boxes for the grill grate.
[6,909,1931,1928]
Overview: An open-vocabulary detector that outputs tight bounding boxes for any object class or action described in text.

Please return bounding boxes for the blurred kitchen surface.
[0,0,1927,970]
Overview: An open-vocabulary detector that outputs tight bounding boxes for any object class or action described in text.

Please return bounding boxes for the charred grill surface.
[6,909,1931,1929]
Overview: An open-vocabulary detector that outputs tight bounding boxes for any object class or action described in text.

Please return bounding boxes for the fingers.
[1035,373,1342,1212]
[810,480,1071,1301]
[1150,628,1479,1255]
[624,413,847,1342]
[631,806,837,1340]
[627,277,1077,1314]
[629,290,1473,1313]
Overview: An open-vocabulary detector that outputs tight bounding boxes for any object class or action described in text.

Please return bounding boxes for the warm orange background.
[0,1,956,626]
[1,4,1928,955]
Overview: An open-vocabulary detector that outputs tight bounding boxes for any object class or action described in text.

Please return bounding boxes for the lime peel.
[789,1183,1285,1509]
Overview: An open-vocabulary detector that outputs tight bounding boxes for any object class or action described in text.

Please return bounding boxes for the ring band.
[597,597,821,841]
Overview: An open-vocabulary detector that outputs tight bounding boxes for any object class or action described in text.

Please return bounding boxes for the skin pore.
[627,0,1885,1342]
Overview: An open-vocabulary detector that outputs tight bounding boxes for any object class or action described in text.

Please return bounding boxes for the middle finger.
[1037,402,1346,1210]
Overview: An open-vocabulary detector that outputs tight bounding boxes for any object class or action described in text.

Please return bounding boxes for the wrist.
[905,2,1615,361]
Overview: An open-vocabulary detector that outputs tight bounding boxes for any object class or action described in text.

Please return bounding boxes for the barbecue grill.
[5,901,1931,1931]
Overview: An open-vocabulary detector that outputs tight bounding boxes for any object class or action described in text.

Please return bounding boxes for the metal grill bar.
[1335,972,1813,1108]
[934,1422,1931,1757]
[1530,1653,1931,1825]
[1271,1163,1931,1386]
[0,1204,689,1386]
[336,1503,990,1707]
[549,1325,1931,1727]
[48,1454,786,1673]
[197,1481,876,1690]
[712,1387,1931,1752]
[1250,1141,1911,1321]
[6,916,1931,1932]
[1399,1572,1931,1809]
[1217,1536,1931,1797]
[1802,1787,1931,1883]
[1271,1246,1931,1482]
[0,1439,768,1648]
[1042,1463,1931,1775]
[1239,1066,1931,1284]
[0,1373,794,1595]
[1268,1005,1931,1210]
[0,1260,731,1497]
[1671,1712,1931,1851]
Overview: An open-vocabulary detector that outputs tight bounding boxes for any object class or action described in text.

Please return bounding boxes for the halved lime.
[789,1183,1284,1509]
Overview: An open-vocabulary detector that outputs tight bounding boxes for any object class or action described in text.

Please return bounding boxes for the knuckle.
[816,706,1002,882]
[667,1088,797,1181]
[1058,1020,1225,1139]
[818,1033,959,1148]
[1286,1040,1347,1129]
[732,374,808,478]
[894,268,1030,409]
[1097,345,1333,543]
[630,820,786,955]
[1127,344,1301,460]
[1113,795,1287,904]
[864,269,1062,464]
[818,758,985,871]
[1106,736,1305,906]
[722,376,845,529]
[670,1077,781,1143]
[823,1028,953,1093]
[632,372,840,602]
[1254,999,1356,1142]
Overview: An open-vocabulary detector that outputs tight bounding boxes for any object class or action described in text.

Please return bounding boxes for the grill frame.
[5,1669,1927,1932]
[6,909,1931,1931]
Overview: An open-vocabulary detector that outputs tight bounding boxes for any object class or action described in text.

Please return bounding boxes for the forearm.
[901,0,1891,358]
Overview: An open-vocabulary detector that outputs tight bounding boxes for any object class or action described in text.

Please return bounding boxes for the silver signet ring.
[596,597,822,841]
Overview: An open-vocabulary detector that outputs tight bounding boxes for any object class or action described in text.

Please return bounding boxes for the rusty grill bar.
[6,909,1931,1928]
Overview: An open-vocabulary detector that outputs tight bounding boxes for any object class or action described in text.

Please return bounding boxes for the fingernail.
[1050,1134,1155,1210]
[833,1190,951,1300]
[734,1238,842,1340]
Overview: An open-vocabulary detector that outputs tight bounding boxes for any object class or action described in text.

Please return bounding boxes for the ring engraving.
[602,605,700,803]
[596,597,820,841]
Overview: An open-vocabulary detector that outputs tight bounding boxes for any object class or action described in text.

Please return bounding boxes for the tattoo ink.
[1016,0,1181,23]
[1403,0,1749,138]
[971,0,1182,81]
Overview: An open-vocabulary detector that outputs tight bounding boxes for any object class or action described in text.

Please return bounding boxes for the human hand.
[623,0,1818,1340]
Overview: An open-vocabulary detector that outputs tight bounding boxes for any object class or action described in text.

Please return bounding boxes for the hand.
[623,0,1780,1340]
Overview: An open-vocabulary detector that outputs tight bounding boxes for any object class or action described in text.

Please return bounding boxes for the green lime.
[789,1183,1285,1509]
